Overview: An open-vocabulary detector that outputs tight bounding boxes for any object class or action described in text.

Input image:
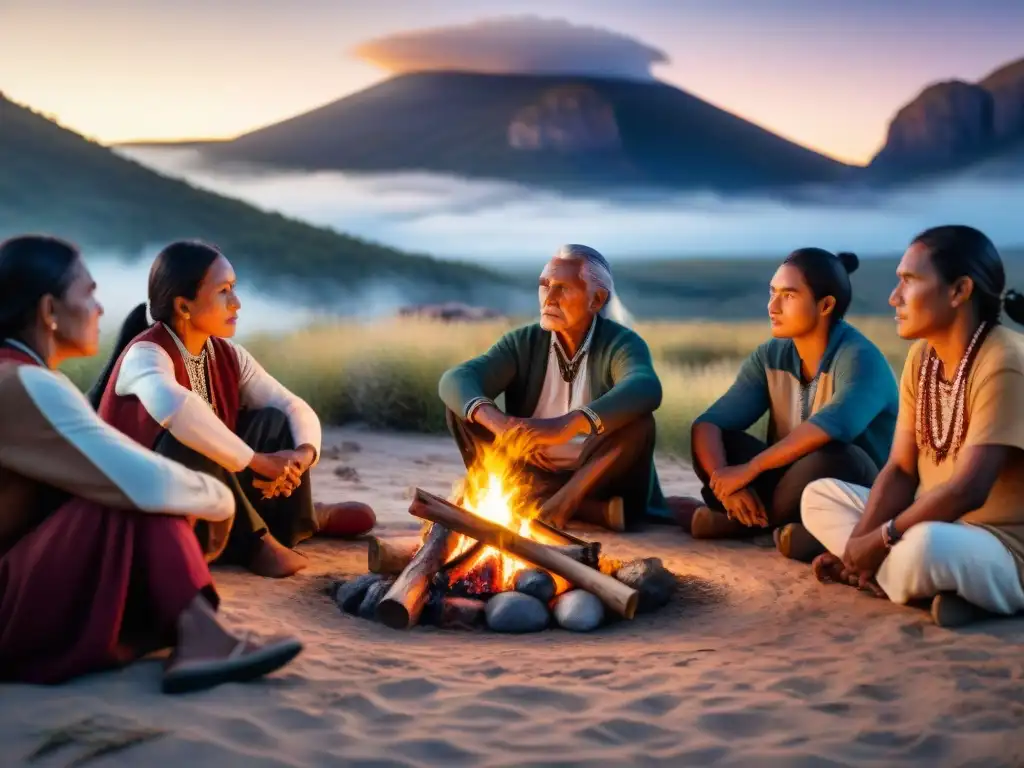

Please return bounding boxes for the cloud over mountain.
[352,16,669,81]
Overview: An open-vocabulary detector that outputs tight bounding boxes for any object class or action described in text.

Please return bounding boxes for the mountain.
[0,92,508,300]
[870,56,1024,176]
[164,72,852,194]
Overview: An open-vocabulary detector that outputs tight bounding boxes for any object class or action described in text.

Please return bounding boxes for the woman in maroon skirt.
[0,235,302,693]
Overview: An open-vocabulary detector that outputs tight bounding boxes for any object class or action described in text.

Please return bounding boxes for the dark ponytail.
[86,303,151,409]
[0,235,79,341]
[1004,289,1024,326]
[910,225,1023,326]
[782,247,858,323]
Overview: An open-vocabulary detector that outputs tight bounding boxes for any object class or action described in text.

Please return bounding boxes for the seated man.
[670,247,898,560]
[802,226,1024,627]
[439,244,666,531]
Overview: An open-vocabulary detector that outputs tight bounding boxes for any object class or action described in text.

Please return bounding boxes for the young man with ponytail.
[803,225,1024,627]
[439,244,666,531]
[671,248,899,559]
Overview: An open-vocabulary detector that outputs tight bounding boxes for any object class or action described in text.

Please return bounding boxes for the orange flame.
[447,432,542,592]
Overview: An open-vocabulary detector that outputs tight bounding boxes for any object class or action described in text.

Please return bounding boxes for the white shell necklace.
[915,320,988,463]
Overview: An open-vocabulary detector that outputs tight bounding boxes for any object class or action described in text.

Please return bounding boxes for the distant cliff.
[871,57,1024,173]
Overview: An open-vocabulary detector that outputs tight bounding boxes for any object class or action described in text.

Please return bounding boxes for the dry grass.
[63,316,911,458]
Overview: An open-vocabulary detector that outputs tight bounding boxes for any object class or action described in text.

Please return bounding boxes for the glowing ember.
[446,436,543,592]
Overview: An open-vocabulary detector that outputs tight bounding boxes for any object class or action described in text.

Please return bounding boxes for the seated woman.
[0,234,302,692]
[802,226,1024,627]
[89,240,375,579]
[670,248,899,560]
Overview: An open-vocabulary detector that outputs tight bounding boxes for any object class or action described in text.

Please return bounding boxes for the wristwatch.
[881,518,902,549]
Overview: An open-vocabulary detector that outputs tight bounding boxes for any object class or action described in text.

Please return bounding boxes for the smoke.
[352,16,669,82]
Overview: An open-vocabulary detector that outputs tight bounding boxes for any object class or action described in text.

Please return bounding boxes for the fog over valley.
[119,146,1024,266]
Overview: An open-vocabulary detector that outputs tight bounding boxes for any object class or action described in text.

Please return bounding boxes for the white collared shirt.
[530,320,597,469]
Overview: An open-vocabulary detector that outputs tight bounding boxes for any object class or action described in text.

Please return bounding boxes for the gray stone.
[514,569,556,603]
[553,590,604,632]
[358,578,393,620]
[485,591,549,633]
[614,557,679,618]
[615,558,676,614]
[335,573,381,615]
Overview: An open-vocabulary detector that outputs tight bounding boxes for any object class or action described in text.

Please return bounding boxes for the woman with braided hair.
[802,225,1024,627]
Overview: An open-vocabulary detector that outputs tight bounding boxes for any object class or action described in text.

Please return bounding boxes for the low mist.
[84,251,473,339]
[119,146,1024,268]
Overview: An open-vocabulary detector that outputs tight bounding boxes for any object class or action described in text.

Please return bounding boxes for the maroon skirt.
[0,498,216,684]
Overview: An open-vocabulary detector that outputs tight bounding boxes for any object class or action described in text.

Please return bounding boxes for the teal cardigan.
[694,320,899,468]
[438,316,667,515]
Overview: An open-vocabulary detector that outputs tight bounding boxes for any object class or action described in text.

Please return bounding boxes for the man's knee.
[890,522,948,572]
[445,407,473,441]
[799,478,844,537]
[445,407,460,435]
[791,442,873,480]
[612,412,655,442]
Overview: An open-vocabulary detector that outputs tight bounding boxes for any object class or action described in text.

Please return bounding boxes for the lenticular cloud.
[352,16,669,82]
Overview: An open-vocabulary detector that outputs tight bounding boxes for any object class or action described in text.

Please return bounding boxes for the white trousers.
[801,478,1024,615]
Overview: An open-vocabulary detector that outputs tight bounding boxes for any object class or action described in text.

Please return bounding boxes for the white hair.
[554,243,633,326]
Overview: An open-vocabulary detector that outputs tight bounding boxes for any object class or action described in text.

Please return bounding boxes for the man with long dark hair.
[803,225,1024,627]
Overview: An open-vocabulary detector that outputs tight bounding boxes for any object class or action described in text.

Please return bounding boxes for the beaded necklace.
[915,321,989,464]
[551,319,596,385]
[164,324,219,415]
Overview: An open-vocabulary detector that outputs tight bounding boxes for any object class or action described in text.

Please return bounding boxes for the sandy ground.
[3,426,1024,768]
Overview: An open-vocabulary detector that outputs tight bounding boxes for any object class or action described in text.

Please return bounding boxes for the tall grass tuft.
[62,316,911,459]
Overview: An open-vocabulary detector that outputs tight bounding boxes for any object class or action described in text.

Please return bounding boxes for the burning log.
[444,538,598,571]
[410,488,639,619]
[367,536,422,575]
[376,523,459,629]
[424,596,488,630]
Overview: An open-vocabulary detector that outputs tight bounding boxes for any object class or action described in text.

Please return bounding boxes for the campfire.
[332,439,675,633]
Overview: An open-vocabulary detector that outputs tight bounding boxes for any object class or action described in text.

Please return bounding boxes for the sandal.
[161,632,303,695]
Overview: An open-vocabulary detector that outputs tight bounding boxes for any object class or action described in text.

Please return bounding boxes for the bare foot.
[811,553,885,598]
[249,535,308,578]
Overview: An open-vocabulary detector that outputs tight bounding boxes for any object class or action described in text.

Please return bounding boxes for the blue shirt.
[694,321,899,468]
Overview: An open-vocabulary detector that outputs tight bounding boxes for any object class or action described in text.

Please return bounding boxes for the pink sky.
[2,0,1020,165]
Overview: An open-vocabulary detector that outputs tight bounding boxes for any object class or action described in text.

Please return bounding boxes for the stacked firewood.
[330,489,676,633]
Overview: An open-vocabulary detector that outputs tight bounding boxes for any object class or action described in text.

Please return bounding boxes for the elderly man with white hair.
[439,244,668,531]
